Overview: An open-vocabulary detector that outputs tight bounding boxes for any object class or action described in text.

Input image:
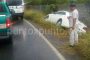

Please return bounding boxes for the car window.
[0,4,7,13]
[0,3,10,15]
[0,5,4,12]
[55,12,66,15]
[7,0,22,6]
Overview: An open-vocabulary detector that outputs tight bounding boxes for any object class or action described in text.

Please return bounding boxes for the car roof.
[0,2,6,4]
[57,11,69,13]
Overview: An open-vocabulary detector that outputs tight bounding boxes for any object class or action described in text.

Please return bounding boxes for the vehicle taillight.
[6,18,11,28]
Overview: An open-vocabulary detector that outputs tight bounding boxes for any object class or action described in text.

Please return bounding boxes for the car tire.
[20,13,24,20]
[18,16,24,23]
[56,19,62,25]
[21,16,24,20]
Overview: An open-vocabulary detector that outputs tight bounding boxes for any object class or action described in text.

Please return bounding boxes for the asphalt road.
[0,20,65,60]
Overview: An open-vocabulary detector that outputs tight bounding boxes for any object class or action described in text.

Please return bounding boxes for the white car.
[45,11,87,33]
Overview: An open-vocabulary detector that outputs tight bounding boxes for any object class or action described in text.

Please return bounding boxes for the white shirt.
[69,9,79,27]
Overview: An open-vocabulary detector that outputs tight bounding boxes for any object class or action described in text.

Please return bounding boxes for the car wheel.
[18,16,24,23]
[21,16,24,20]
[56,19,62,25]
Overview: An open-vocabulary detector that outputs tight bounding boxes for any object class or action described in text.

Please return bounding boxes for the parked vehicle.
[6,0,24,20]
[0,2,12,41]
[45,11,87,33]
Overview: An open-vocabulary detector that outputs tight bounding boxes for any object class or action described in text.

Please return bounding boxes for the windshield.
[55,12,66,15]
[6,0,22,6]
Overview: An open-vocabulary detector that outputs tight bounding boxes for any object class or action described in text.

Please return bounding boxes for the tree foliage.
[25,0,68,5]
[25,0,88,5]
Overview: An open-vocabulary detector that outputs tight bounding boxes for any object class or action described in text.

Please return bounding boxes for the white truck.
[5,0,24,20]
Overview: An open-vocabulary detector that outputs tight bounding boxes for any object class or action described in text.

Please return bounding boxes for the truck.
[5,0,24,20]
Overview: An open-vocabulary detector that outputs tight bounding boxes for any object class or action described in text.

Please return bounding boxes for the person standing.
[68,4,79,47]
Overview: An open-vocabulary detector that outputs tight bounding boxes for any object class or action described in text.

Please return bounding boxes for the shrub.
[44,4,58,14]
[76,32,90,60]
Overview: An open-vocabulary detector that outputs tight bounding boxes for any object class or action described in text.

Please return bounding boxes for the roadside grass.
[24,9,68,38]
[75,31,90,60]
[24,9,90,60]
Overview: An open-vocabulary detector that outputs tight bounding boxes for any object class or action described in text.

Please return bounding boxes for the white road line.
[24,19,66,60]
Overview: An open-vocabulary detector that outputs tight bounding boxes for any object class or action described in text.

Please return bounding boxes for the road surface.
[0,20,65,60]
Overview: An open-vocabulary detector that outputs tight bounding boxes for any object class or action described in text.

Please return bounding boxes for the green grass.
[75,31,90,60]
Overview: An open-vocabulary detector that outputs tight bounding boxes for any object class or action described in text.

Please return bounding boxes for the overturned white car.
[45,11,87,33]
